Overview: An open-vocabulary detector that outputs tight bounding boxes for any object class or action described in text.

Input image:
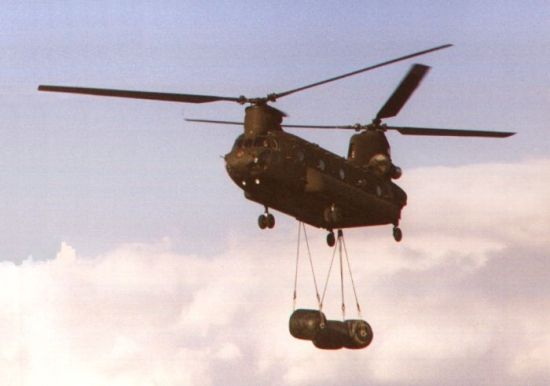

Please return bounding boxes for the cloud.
[401,158,550,247]
[1,158,550,385]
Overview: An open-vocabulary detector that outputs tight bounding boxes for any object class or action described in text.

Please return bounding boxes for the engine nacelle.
[368,153,391,177]
[347,130,391,167]
[391,165,402,179]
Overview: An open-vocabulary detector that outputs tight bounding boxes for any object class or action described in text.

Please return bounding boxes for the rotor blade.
[376,64,430,120]
[273,44,452,100]
[38,85,244,104]
[282,123,356,129]
[388,126,515,138]
[185,118,243,126]
[186,118,356,130]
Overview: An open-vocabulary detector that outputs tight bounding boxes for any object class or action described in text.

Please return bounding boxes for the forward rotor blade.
[273,44,452,100]
[376,64,430,120]
[282,123,356,129]
[38,85,243,104]
[185,118,243,126]
[388,126,515,138]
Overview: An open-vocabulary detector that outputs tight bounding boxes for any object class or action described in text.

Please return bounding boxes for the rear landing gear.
[326,229,343,247]
[392,226,402,242]
[326,231,335,247]
[258,207,275,230]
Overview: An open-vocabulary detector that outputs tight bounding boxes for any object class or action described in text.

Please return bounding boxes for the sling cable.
[289,222,373,350]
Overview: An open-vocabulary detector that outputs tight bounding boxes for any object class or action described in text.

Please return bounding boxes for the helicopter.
[38,44,514,247]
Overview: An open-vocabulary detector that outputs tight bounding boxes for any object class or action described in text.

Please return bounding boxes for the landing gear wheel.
[266,213,275,229]
[258,209,275,230]
[392,226,402,242]
[326,231,336,247]
[258,214,268,229]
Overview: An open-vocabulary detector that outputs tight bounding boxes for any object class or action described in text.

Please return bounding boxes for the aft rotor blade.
[376,64,430,120]
[186,118,356,130]
[273,44,452,100]
[388,126,515,138]
[38,85,243,104]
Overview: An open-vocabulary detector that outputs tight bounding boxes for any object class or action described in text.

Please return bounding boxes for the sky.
[1,1,549,385]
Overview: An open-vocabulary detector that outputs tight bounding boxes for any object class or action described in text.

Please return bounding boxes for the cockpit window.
[233,136,274,150]
[233,136,244,150]
[253,137,266,147]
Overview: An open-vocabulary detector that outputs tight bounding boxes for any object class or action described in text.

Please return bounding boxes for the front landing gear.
[392,226,402,242]
[258,207,275,230]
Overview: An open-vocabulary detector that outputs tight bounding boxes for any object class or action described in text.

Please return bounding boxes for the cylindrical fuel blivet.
[312,320,348,350]
[344,319,373,349]
[289,309,326,340]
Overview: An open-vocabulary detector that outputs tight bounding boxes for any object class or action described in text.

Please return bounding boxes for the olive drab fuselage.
[224,105,407,231]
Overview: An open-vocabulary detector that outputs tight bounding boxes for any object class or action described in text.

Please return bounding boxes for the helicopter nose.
[225,150,254,176]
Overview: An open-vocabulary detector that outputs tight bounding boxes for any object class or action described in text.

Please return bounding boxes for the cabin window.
[348,142,356,159]
[339,168,346,180]
[317,159,326,171]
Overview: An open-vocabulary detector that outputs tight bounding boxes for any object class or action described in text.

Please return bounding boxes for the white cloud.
[401,158,550,248]
[1,158,550,385]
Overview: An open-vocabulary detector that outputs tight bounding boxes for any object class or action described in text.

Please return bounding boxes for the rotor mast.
[244,104,284,137]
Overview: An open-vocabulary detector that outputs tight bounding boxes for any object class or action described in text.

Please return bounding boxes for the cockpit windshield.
[233,135,278,150]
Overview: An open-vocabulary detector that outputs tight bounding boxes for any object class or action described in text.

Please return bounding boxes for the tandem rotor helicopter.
[39,44,514,247]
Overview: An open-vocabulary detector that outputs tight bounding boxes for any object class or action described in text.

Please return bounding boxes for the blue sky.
[1,2,550,385]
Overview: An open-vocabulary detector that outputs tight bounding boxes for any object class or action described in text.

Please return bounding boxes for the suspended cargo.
[291,224,373,350]
[289,309,374,350]
[344,319,373,349]
[289,309,326,340]
[310,319,374,350]
[313,320,348,350]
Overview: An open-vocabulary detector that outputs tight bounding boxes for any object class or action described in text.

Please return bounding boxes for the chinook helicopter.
[38,44,514,246]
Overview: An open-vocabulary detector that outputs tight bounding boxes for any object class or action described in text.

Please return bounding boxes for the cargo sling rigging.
[290,222,373,350]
